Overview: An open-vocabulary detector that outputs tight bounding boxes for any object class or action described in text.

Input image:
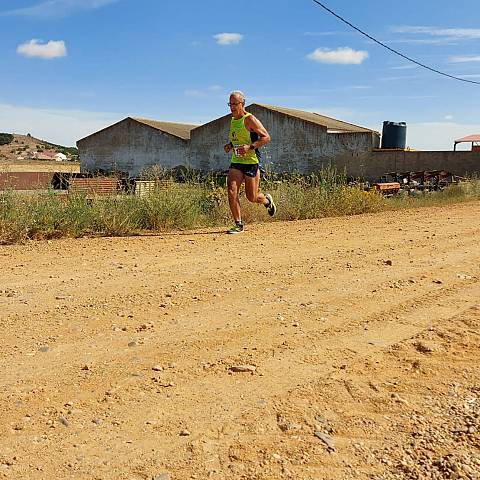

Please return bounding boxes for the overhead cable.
[311,0,480,85]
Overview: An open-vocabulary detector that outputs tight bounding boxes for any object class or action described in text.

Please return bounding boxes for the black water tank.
[381,121,407,149]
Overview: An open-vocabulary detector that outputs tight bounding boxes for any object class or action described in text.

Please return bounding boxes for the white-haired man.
[223,90,276,234]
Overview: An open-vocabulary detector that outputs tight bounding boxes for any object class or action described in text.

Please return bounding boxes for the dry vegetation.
[1,171,480,245]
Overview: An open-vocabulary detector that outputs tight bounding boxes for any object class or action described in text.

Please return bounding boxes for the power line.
[311,0,480,85]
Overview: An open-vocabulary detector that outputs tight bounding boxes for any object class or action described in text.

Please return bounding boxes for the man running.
[223,90,276,234]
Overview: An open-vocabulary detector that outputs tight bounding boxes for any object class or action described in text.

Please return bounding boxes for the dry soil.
[1,201,479,480]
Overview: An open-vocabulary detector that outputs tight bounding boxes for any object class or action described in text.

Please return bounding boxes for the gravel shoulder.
[1,201,479,480]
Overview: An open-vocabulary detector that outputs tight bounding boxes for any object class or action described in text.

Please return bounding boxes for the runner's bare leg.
[227,168,244,222]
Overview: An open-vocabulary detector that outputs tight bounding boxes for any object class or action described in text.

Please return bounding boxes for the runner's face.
[229,96,244,116]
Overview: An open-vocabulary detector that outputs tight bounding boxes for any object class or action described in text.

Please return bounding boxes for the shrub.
[0,133,14,146]
[0,172,479,245]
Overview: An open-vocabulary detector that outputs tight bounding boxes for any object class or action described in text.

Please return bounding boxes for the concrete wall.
[189,105,379,173]
[339,150,480,180]
[189,116,229,172]
[77,118,188,177]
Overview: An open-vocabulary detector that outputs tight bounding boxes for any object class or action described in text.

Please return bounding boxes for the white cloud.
[390,64,418,70]
[307,47,369,65]
[0,103,120,146]
[449,55,480,63]
[304,31,352,37]
[17,39,67,59]
[385,38,459,46]
[379,74,426,82]
[391,26,480,40]
[213,33,243,45]
[444,115,454,120]
[2,0,119,18]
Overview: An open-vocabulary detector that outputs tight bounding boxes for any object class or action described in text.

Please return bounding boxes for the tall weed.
[0,172,479,244]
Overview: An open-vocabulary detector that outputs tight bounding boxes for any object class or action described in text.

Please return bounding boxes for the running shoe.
[226,223,244,234]
[265,194,276,217]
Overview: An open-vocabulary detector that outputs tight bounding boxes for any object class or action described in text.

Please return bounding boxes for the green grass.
[0,172,479,244]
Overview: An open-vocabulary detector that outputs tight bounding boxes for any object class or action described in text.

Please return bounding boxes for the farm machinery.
[371,170,461,196]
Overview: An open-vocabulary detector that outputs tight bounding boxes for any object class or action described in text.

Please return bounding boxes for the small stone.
[152,365,164,371]
[92,418,103,426]
[58,416,69,427]
[153,473,171,480]
[128,341,138,347]
[391,393,410,406]
[279,422,302,432]
[314,431,335,449]
[384,259,393,266]
[414,341,438,354]
[230,365,256,373]
[179,429,191,436]
[432,279,443,284]
[38,346,50,353]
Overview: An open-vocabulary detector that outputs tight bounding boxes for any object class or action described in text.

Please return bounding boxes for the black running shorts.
[230,163,259,178]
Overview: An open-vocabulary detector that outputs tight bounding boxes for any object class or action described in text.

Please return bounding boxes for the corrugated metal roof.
[252,103,377,133]
[132,118,198,140]
[455,134,480,143]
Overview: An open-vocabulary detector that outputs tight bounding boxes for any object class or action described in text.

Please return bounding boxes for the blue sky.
[1,0,480,150]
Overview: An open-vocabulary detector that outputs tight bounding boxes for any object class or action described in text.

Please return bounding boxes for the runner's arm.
[245,115,270,151]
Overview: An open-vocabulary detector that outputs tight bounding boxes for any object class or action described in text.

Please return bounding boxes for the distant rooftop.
[252,103,377,134]
[132,117,199,140]
[455,134,480,143]
[77,117,199,143]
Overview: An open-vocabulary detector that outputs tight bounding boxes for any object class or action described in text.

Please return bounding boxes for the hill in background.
[0,132,78,163]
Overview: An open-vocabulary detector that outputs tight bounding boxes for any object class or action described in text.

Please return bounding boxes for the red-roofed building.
[454,134,480,151]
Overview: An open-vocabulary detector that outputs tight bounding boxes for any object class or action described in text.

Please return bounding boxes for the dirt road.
[1,201,479,480]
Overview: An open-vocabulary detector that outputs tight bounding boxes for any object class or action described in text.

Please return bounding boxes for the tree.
[0,133,14,146]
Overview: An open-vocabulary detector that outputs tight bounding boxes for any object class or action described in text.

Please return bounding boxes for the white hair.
[229,90,245,102]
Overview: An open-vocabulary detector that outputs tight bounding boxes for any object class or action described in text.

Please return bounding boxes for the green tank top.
[229,112,259,165]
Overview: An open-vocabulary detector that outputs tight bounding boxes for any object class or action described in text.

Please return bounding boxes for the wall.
[0,172,54,190]
[77,118,188,177]
[341,150,480,180]
[189,106,379,173]
[189,116,230,172]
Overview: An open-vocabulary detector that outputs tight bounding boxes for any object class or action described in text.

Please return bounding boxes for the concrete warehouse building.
[77,117,198,177]
[77,107,480,180]
[189,104,380,173]
[77,106,379,178]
